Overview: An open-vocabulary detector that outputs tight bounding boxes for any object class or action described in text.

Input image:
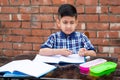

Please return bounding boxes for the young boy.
[39,4,96,57]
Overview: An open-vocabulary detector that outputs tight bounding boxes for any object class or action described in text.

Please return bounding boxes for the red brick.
[20,6,39,13]
[24,36,44,43]
[87,31,96,38]
[31,22,41,28]
[0,42,12,49]
[40,6,58,14]
[100,0,120,5]
[31,0,52,5]
[32,29,51,37]
[3,50,13,57]
[13,50,23,56]
[78,15,85,22]
[32,14,53,21]
[114,47,120,53]
[0,0,9,5]
[110,23,120,30]
[13,43,32,50]
[22,22,31,28]
[52,0,74,5]
[21,14,31,21]
[110,6,120,14]
[3,35,22,42]
[33,44,40,51]
[76,6,84,14]
[97,31,119,38]
[85,6,96,13]
[78,15,98,22]
[10,0,30,5]
[0,26,12,34]
[11,29,31,36]
[1,7,18,13]
[42,22,55,29]
[0,36,2,41]
[100,15,109,22]
[12,14,31,21]
[87,23,109,30]
[1,21,21,28]
[85,15,98,22]
[0,14,10,20]
[101,6,109,14]
[109,15,120,22]
[109,39,120,46]
[76,0,98,5]
[91,38,109,46]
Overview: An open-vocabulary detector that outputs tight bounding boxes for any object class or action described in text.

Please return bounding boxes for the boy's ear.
[56,19,60,28]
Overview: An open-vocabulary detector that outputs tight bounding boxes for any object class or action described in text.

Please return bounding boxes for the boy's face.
[57,16,78,35]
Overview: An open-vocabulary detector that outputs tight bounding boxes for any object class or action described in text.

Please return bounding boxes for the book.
[0,59,56,78]
[33,54,85,64]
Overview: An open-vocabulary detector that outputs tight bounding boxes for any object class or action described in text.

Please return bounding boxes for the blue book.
[3,72,29,77]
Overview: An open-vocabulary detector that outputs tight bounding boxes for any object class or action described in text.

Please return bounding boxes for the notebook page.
[59,54,85,63]
[33,54,61,63]
[0,60,31,73]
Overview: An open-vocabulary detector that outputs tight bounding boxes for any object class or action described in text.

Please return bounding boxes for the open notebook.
[0,59,56,78]
[33,54,85,64]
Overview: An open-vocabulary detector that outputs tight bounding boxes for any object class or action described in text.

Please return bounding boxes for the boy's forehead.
[60,16,77,21]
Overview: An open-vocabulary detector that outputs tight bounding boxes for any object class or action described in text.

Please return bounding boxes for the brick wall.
[0,0,120,61]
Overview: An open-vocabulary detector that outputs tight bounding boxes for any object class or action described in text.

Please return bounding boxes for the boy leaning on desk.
[39,4,96,57]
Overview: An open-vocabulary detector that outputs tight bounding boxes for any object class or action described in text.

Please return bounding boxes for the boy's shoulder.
[74,31,84,36]
[48,31,61,38]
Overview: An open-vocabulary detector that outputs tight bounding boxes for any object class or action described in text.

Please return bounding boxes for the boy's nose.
[66,24,71,28]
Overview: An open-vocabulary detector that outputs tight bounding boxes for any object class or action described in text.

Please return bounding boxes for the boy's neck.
[60,31,76,38]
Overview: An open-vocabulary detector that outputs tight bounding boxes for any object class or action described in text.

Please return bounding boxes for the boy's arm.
[39,48,72,56]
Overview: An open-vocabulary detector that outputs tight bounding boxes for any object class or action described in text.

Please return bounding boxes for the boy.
[39,4,96,57]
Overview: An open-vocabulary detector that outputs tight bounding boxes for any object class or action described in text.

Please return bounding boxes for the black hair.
[58,4,77,19]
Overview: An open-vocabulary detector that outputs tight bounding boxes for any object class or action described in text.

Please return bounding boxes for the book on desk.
[0,54,85,78]
[33,54,85,64]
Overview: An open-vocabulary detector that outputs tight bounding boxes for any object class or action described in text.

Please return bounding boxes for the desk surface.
[0,54,120,80]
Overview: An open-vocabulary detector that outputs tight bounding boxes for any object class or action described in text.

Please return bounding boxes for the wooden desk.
[0,54,120,80]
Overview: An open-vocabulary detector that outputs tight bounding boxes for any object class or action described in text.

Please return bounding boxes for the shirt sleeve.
[40,34,55,48]
[81,33,95,51]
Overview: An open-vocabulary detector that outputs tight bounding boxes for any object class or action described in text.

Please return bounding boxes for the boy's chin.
[65,32,73,35]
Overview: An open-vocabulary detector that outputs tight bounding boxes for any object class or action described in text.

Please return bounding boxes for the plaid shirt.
[41,31,95,54]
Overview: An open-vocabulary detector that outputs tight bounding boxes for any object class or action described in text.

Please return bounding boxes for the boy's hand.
[78,48,87,56]
[59,49,72,56]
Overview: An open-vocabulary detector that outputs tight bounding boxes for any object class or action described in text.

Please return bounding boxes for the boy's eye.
[62,21,75,24]
[70,21,74,24]
[63,21,68,24]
